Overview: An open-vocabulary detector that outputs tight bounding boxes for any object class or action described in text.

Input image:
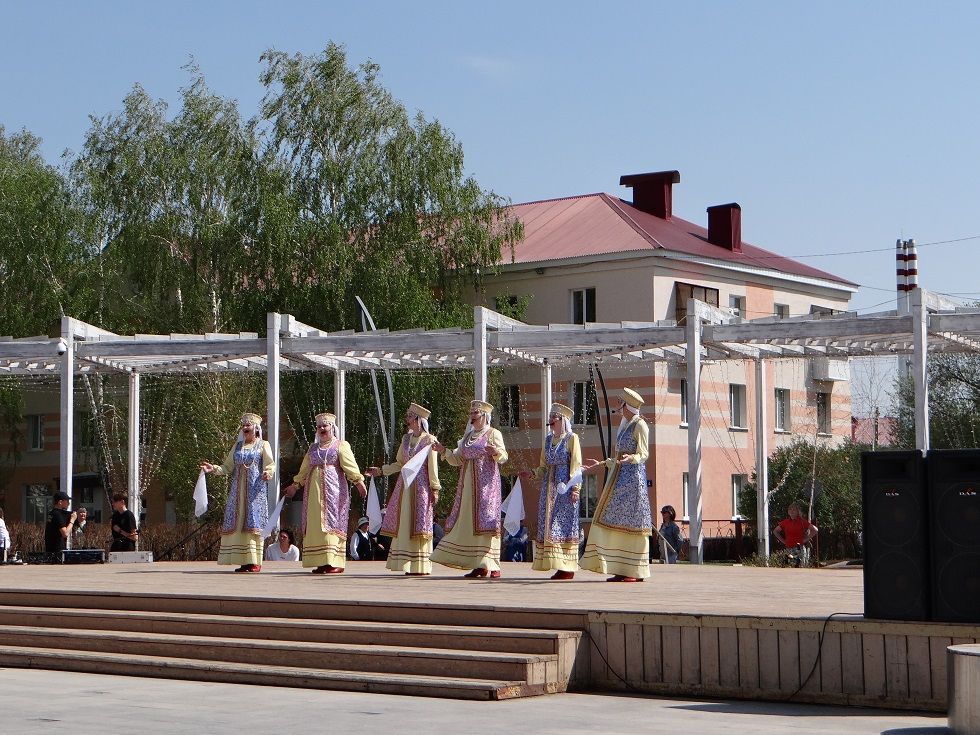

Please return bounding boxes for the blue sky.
[3,1,980,314]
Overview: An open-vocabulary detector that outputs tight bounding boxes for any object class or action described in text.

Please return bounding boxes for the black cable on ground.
[787,611,862,702]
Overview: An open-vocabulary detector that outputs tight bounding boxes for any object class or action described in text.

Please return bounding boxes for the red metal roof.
[502,193,857,287]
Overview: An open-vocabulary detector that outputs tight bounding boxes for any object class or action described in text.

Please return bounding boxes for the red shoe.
[551,570,575,580]
[620,577,641,582]
[463,568,488,578]
[233,565,248,573]
[489,570,501,579]
[324,567,344,574]
[245,564,261,573]
[312,565,331,575]
[405,572,429,576]
[606,575,625,582]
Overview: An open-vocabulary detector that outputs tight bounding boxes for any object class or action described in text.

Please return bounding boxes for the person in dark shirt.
[110,493,139,552]
[432,518,445,549]
[45,491,76,554]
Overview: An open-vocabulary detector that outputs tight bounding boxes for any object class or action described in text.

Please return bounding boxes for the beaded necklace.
[312,437,337,463]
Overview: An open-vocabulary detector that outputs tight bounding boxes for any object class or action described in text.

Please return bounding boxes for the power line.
[744,234,980,261]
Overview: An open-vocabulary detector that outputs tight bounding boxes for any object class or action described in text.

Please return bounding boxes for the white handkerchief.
[193,470,208,518]
[367,478,383,534]
[502,477,525,537]
[262,496,286,538]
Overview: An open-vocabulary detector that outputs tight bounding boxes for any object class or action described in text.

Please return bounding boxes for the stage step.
[0,595,584,700]
[0,646,534,700]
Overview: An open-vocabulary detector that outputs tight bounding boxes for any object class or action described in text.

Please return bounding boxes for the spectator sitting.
[265,529,300,561]
[502,521,529,562]
[349,517,375,561]
[432,517,445,549]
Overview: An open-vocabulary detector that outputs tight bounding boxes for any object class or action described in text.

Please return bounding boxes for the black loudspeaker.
[927,449,980,623]
[62,549,106,564]
[862,450,930,621]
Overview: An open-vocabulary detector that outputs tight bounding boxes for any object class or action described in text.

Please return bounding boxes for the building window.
[578,475,599,520]
[729,384,747,429]
[810,304,834,317]
[27,415,43,451]
[816,392,831,434]
[680,378,688,426]
[571,382,596,425]
[675,282,720,325]
[731,474,748,519]
[498,385,521,428]
[682,472,690,521]
[24,484,51,524]
[729,294,746,318]
[774,303,790,319]
[571,288,596,324]
[774,388,790,432]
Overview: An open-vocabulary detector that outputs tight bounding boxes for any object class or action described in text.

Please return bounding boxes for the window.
[681,472,690,521]
[498,385,521,428]
[816,392,831,434]
[675,282,719,325]
[571,382,596,425]
[24,484,51,524]
[729,294,746,318]
[679,378,688,426]
[810,304,834,317]
[27,415,43,451]
[774,303,790,320]
[578,475,599,520]
[729,384,747,429]
[731,474,748,519]
[774,388,790,432]
[571,288,596,324]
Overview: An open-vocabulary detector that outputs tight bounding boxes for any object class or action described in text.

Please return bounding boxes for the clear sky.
[3,0,980,315]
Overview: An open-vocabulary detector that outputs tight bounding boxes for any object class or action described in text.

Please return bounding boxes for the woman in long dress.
[430,399,508,578]
[366,402,441,575]
[283,412,366,575]
[526,402,582,580]
[580,388,652,582]
[201,412,275,573]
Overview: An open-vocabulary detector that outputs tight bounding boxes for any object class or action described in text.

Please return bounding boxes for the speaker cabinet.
[862,450,930,620]
[927,449,980,623]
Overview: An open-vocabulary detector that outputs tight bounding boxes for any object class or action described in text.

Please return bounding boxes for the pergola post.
[540,362,552,445]
[754,359,770,558]
[60,317,74,545]
[266,313,281,516]
[334,368,346,440]
[127,371,141,524]
[685,300,704,564]
[911,288,930,451]
[474,306,488,402]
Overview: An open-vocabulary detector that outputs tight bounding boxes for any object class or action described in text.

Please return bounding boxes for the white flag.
[193,470,208,518]
[556,468,583,496]
[262,496,286,538]
[367,477,383,534]
[501,477,525,537]
[399,443,430,490]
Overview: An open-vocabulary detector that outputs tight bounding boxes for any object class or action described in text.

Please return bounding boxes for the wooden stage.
[0,561,977,710]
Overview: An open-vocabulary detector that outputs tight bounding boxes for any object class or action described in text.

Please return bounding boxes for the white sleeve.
[0,520,9,548]
[349,533,360,560]
[286,546,300,561]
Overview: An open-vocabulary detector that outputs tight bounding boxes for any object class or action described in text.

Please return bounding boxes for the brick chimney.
[620,170,680,220]
[706,203,742,252]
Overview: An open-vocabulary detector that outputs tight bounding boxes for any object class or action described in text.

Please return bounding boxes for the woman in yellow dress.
[200,412,275,573]
[366,403,441,575]
[525,402,582,580]
[580,388,652,582]
[431,400,508,578]
[283,412,366,574]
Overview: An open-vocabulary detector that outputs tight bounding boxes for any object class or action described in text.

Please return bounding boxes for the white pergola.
[2,287,977,561]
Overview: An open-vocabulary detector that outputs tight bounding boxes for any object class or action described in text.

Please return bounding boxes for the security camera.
[56,339,67,356]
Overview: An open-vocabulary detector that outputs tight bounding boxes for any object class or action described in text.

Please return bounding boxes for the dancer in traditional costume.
[366,403,441,575]
[201,412,275,573]
[430,400,508,578]
[580,388,652,582]
[283,412,366,574]
[527,402,582,580]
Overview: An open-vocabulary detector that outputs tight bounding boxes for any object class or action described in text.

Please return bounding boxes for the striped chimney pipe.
[906,239,918,291]
[896,239,909,313]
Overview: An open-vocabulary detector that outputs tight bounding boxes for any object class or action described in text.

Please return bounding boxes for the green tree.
[894,355,980,449]
[739,438,864,538]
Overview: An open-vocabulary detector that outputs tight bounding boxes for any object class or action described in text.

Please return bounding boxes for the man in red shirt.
[773,502,818,549]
